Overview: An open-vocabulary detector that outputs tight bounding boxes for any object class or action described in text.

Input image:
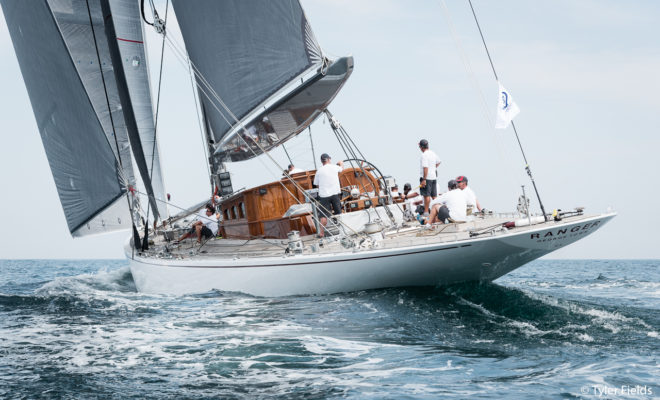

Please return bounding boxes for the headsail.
[1,0,127,235]
[48,0,137,194]
[103,0,168,220]
[2,0,170,235]
[172,0,352,162]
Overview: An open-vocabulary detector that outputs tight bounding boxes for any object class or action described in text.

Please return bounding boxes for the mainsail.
[1,0,127,235]
[172,0,352,162]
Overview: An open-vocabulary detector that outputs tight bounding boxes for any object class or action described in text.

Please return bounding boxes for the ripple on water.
[0,259,658,399]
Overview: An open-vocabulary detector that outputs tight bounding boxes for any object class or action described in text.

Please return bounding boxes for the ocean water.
[0,259,658,399]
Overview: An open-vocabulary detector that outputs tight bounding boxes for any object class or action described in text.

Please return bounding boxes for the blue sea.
[0,259,658,399]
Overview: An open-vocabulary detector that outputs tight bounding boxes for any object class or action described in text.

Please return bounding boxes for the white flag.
[495,82,520,129]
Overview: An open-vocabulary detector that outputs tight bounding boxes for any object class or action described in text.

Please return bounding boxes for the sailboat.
[2,0,615,296]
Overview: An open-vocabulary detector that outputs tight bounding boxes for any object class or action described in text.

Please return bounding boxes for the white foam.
[302,335,378,358]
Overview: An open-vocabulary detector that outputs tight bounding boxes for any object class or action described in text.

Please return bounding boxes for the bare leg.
[195,225,203,243]
[177,232,192,242]
[429,204,440,224]
[423,196,431,214]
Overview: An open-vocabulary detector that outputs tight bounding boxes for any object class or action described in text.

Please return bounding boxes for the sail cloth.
[48,0,137,194]
[104,0,169,220]
[173,0,340,162]
[1,0,127,235]
[49,0,167,223]
[217,56,354,162]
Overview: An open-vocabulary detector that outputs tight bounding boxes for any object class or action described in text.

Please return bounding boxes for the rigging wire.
[188,57,213,192]
[437,0,520,195]
[282,144,293,166]
[466,0,548,220]
[160,33,363,237]
[325,111,395,225]
[308,126,317,170]
[140,0,154,26]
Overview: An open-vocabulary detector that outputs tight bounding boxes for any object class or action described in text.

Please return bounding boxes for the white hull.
[127,213,615,296]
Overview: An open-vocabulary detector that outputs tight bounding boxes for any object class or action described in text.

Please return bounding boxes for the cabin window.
[223,209,230,221]
[231,206,237,220]
[239,202,245,219]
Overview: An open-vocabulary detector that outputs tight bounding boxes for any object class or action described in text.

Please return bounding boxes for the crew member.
[288,164,304,174]
[428,180,467,224]
[418,139,441,216]
[176,203,219,244]
[391,184,401,198]
[313,153,344,237]
[456,175,482,213]
[402,182,422,211]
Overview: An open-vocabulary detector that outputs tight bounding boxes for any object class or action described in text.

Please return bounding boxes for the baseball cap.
[320,153,331,162]
[418,139,429,148]
[456,175,468,183]
[448,179,458,189]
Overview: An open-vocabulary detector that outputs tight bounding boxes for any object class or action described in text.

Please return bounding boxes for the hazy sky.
[0,0,658,259]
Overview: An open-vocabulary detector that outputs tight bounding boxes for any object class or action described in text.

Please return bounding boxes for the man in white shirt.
[428,180,467,224]
[313,153,344,237]
[176,203,219,244]
[418,139,441,215]
[456,175,482,213]
[391,184,401,199]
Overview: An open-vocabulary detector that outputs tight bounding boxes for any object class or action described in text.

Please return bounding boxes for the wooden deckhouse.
[219,167,387,239]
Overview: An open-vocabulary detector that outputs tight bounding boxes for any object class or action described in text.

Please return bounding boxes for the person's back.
[421,149,439,178]
[432,188,467,222]
[314,163,342,197]
[312,153,344,237]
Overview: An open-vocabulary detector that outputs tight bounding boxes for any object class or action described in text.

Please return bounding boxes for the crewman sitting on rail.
[427,180,467,224]
[456,175,482,213]
[175,203,219,244]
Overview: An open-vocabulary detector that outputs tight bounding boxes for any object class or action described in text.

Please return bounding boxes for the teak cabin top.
[219,167,384,239]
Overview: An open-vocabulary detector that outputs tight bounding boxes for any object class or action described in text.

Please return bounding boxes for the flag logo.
[495,82,520,129]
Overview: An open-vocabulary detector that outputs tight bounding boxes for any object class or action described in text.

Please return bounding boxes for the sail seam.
[117,37,143,44]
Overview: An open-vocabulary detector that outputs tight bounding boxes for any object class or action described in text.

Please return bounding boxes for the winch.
[287,230,304,254]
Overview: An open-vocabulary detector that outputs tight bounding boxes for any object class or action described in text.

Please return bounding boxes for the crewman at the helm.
[313,153,344,237]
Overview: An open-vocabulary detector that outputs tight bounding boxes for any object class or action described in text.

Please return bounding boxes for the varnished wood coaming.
[219,167,385,239]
